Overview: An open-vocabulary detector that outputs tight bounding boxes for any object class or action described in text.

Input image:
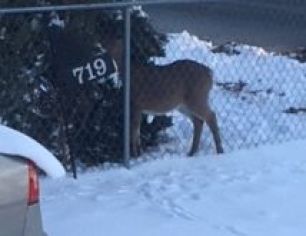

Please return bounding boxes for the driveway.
[143,0,306,51]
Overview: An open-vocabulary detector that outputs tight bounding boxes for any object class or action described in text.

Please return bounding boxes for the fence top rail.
[0,0,204,15]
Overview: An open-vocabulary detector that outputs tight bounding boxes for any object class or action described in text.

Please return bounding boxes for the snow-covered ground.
[39,31,306,235]
[42,140,306,236]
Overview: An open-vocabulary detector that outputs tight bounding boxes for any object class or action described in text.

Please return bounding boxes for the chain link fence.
[1,0,306,177]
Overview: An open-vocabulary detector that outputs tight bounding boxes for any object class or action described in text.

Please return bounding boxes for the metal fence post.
[123,6,131,168]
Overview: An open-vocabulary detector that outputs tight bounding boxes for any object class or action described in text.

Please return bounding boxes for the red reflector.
[28,161,39,206]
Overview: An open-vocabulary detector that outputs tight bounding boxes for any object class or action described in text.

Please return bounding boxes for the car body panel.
[0,154,46,236]
[24,204,46,236]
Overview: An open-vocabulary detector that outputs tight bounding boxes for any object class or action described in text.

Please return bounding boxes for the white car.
[0,125,65,236]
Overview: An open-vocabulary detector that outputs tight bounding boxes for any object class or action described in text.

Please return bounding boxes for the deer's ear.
[102,38,123,72]
[104,39,122,59]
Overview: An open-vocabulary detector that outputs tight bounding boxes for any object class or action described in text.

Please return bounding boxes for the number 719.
[72,58,107,84]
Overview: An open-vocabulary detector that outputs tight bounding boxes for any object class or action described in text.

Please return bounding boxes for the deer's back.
[131,60,213,112]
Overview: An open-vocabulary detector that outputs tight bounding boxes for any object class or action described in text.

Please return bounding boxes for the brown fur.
[107,41,224,157]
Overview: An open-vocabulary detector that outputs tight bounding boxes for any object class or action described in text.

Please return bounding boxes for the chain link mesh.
[1,1,306,172]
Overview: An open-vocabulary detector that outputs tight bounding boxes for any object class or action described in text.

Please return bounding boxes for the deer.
[105,39,224,157]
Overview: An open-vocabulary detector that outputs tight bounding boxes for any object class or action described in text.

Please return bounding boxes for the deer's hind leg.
[205,109,224,154]
[179,106,203,156]
[187,102,224,154]
[188,116,204,156]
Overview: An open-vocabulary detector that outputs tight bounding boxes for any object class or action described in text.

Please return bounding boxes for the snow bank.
[39,31,306,236]
[42,140,306,236]
[152,31,306,153]
[0,125,65,179]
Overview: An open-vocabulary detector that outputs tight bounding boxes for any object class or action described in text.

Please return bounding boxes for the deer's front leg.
[131,108,142,157]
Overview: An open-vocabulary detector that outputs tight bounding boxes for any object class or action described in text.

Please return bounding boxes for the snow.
[49,14,65,28]
[152,31,306,153]
[42,140,306,236]
[0,124,65,179]
[40,31,306,236]
[0,28,303,234]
